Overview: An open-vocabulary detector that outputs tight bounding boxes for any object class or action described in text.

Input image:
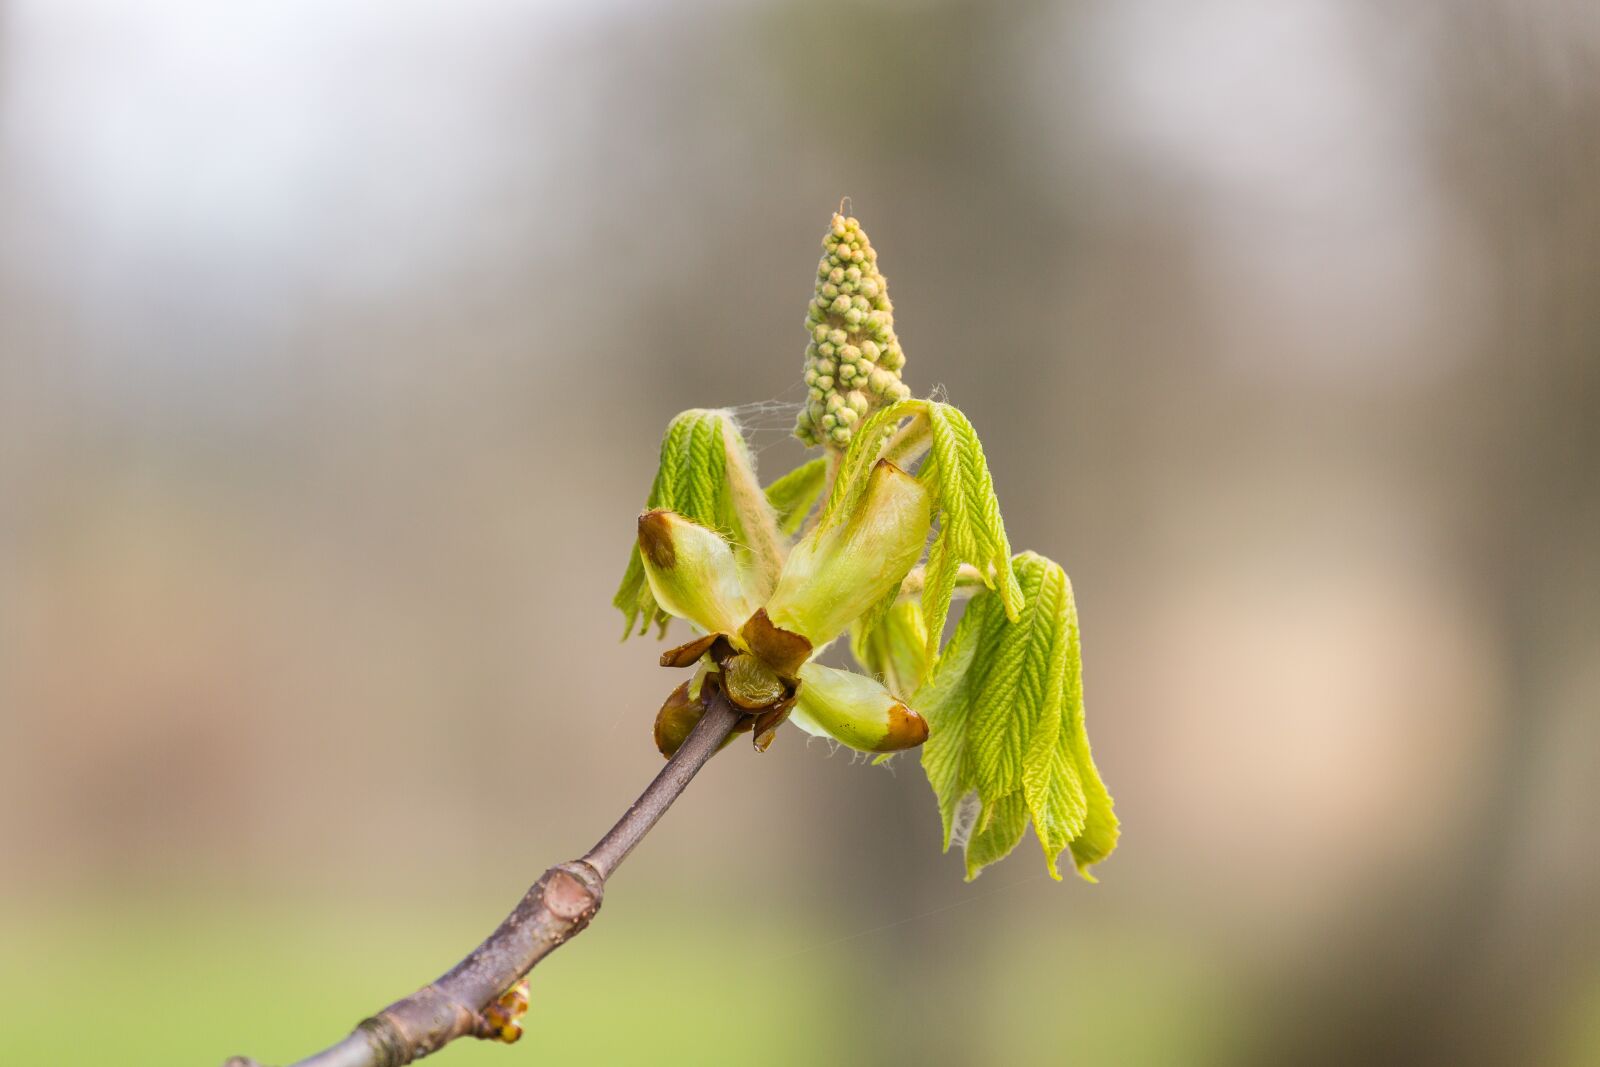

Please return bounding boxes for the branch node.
[544,861,604,921]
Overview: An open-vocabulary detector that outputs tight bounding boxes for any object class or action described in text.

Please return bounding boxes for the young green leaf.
[849,598,931,698]
[820,398,1023,664]
[763,455,829,536]
[614,410,781,637]
[916,551,1116,881]
[917,403,1024,663]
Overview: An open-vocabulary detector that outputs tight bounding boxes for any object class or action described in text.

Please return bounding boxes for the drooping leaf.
[763,455,829,536]
[916,551,1116,881]
[963,790,1029,879]
[916,404,1024,664]
[819,398,1022,665]
[614,410,781,637]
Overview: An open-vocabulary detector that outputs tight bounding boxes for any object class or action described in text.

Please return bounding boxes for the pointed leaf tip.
[916,552,1115,881]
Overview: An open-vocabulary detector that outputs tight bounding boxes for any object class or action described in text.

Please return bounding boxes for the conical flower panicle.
[795,211,911,448]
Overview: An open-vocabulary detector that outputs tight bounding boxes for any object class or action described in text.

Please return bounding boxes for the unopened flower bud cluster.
[795,213,911,447]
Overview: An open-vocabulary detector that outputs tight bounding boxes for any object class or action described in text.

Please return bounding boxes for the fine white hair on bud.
[795,209,910,449]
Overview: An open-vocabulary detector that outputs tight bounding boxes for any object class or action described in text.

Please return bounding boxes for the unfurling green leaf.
[850,598,931,698]
[821,398,1023,665]
[614,410,782,637]
[917,552,1116,881]
[917,404,1024,663]
[763,456,830,536]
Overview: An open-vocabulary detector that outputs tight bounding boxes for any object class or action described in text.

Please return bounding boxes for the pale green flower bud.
[859,340,879,362]
[825,393,845,413]
[790,662,929,753]
[847,390,870,415]
[816,375,833,391]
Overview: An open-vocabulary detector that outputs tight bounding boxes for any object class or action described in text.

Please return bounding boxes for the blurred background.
[2,1,1596,1064]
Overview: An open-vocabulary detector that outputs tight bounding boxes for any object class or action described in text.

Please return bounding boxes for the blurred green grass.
[4,892,1596,1065]
[0,894,843,1066]
[1,889,1244,1066]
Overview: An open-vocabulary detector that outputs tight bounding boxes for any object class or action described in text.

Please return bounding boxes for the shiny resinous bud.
[795,210,912,449]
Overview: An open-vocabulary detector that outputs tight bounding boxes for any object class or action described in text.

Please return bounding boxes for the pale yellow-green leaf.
[817,398,1022,666]
[763,456,829,537]
[916,551,1116,881]
[850,598,932,699]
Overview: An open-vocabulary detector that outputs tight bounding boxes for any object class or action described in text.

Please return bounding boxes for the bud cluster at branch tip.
[795,209,911,448]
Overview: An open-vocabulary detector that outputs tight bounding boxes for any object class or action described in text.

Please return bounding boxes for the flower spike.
[795,211,911,449]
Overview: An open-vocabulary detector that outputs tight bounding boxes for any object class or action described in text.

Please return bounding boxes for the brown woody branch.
[226,691,745,1067]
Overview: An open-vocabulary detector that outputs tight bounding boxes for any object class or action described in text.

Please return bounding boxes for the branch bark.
[227,691,745,1067]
